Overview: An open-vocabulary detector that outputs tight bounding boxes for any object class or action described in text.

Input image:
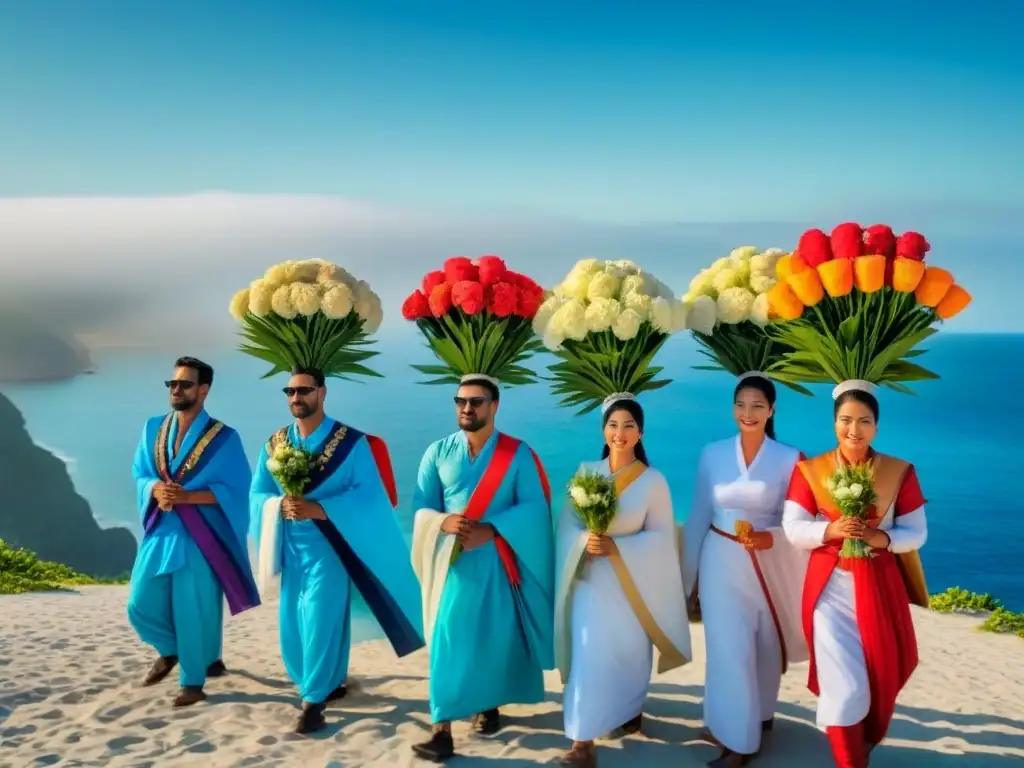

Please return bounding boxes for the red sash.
[365,434,399,507]
[461,433,551,588]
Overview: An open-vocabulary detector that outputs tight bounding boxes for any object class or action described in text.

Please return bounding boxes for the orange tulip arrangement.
[766,223,972,392]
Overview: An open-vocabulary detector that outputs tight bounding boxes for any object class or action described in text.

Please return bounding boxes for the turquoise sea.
[2,332,1020,641]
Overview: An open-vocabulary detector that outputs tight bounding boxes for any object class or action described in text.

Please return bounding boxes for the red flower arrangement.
[401,255,547,386]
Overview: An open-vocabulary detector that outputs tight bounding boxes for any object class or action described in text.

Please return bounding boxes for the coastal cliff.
[0,393,136,577]
[0,313,94,382]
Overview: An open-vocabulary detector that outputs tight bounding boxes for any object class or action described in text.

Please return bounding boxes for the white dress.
[554,460,692,742]
[683,436,809,755]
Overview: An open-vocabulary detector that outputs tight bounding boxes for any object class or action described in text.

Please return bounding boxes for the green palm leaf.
[690,321,813,396]
[767,286,942,393]
[410,309,543,386]
[546,322,675,415]
[235,311,381,380]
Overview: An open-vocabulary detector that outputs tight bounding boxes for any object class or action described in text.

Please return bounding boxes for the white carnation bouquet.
[533,259,688,414]
[684,246,811,394]
[825,461,878,559]
[229,259,384,380]
[568,468,618,533]
[266,442,313,497]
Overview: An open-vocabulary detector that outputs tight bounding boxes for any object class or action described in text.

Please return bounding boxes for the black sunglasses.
[165,379,196,391]
[454,396,489,409]
[283,386,317,397]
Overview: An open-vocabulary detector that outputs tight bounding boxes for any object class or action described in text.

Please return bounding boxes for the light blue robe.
[414,431,555,722]
[250,417,422,704]
[127,409,254,687]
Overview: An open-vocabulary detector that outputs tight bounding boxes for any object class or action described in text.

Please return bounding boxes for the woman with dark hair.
[554,393,691,767]
[783,380,930,768]
[683,372,809,766]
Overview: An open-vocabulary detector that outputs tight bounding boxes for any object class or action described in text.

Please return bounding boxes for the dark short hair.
[834,388,880,422]
[734,375,778,440]
[174,356,214,387]
[291,367,326,387]
[458,377,499,401]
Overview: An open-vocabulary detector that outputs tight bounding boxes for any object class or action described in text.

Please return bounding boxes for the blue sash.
[270,423,424,657]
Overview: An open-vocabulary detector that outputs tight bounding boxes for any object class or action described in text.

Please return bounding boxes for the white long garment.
[683,436,809,755]
[555,461,691,742]
[782,462,928,730]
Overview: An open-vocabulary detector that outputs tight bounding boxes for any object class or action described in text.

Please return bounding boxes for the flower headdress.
[228,258,383,380]
[533,259,688,414]
[401,255,546,386]
[767,223,971,394]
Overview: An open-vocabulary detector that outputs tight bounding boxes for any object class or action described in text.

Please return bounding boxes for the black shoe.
[620,713,643,735]
[172,685,207,708]
[471,708,501,735]
[142,655,178,686]
[707,747,756,766]
[206,659,227,677]
[412,730,454,762]
[762,718,774,732]
[327,683,347,702]
[293,702,327,734]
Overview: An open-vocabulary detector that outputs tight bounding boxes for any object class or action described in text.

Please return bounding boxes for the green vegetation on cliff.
[0,539,129,594]
[929,587,1024,639]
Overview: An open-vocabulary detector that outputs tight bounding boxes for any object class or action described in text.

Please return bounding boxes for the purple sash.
[144,416,260,615]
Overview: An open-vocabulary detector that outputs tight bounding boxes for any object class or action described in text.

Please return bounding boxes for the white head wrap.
[601,392,637,415]
[460,373,500,388]
[831,379,878,400]
[736,370,766,383]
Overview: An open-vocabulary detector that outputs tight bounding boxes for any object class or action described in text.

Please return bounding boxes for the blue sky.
[1,1,1021,222]
[0,2,1021,331]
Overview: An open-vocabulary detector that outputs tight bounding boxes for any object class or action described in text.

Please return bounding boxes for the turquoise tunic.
[251,417,422,704]
[127,409,254,687]
[415,431,555,722]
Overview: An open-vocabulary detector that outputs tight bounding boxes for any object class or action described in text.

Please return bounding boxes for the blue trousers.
[127,547,224,687]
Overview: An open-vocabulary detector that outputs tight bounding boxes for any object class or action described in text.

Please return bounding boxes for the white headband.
[461,373,500,388]
[832,379,878,399]
[601,392,637,414]
[736,370,766,382]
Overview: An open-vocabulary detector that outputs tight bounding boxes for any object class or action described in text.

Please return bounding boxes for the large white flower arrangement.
[228,258,383,379]
[533,258,688,413]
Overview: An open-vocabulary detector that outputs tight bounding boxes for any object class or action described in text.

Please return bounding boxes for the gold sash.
[606,462,689,673]
[799,451,930,608]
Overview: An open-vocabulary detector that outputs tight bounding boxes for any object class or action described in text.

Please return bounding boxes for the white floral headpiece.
[831,379,878,400]
[601,392,637,414]
[460,373,500,388]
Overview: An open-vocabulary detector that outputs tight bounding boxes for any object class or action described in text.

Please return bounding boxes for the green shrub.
[980,608,1024,640]
[929,586,1023,640]
[929,587,1002,614]
[0,539,129,594]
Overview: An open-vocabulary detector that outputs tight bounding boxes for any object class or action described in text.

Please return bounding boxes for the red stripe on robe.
[790,453,921,746]
[365,434,399,508]
[894,465,926,517]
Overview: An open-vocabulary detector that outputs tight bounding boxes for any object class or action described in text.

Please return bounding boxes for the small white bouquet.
[568,469,618,534]
[826,461,878,558]
[266,443,313,498]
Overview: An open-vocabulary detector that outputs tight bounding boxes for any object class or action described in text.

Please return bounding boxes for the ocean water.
[2,332,1020,640]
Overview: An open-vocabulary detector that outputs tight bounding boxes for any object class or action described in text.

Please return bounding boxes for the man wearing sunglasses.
[410,374,555,762]
[250,367,423,734]
[127,356,260,708]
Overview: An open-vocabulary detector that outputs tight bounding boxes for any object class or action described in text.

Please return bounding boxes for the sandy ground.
[1,586,1022,767]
